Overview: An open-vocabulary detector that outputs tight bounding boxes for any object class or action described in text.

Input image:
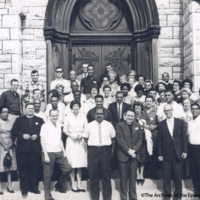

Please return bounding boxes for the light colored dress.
[0,118,17,172]
[64,113,88,168]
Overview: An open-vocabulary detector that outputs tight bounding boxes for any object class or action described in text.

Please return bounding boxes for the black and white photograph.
[0,0,200,200]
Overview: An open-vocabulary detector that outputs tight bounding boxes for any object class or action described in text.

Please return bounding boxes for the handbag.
[3,151,12,168]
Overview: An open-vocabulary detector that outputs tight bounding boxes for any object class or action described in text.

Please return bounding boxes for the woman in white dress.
[63,100,88,192]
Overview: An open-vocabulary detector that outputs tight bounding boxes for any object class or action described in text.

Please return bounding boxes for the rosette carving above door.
[79,0,123,31]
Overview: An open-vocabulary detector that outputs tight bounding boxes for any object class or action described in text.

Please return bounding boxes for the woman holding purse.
[0,105,17,194]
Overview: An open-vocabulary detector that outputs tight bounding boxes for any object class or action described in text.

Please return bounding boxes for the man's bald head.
[163,104,173,119]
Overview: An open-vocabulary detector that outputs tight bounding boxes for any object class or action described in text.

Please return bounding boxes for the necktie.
[99,123,102,145]
[118,103,121,121]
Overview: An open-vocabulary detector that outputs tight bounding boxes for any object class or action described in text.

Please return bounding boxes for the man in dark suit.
[108,91,131,127]
[87,95,112,123]
[157,104,188,200]
[12,102,44,198]
[116,109,142,200]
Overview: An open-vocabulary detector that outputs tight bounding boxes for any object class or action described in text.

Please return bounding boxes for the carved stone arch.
[44,0,160,90]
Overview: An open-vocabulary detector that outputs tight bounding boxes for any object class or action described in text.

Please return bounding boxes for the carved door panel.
[72,44,102,78]
[102,44,131,76]
[72,44,131,79]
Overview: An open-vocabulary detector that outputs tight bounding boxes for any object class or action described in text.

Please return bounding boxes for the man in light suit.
[77,63,88,81]
[116,109,142,200]
[108,91,131,127]
[157,104,188,200]
[12,102,44,198]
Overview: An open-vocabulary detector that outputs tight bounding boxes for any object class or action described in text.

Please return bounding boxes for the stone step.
[1,179,195,200]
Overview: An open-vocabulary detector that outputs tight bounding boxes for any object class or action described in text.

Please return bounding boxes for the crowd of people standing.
[0,63,200,200]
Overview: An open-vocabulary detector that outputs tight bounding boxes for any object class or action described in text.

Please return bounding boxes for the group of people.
[0,62,200,200]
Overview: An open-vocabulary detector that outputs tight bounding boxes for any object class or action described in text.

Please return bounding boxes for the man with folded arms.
[40,109,72,200]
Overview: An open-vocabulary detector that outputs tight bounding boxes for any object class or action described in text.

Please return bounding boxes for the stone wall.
[156,0,184,82]
[183,0,200,93]
[0,0,199,94]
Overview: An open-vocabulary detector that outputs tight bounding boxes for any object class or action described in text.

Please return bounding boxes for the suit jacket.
[116,121,143,162]
[108,102,131,127]
[157,118,188,162]
[11,115,44,153]
[87,107,112,123]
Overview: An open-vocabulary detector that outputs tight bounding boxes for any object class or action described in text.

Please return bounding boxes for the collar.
[31,81,40,85]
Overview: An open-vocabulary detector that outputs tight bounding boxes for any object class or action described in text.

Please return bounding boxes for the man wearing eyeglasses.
[188,103,200,198]
[50,67,71,94]
[157,104,187,200]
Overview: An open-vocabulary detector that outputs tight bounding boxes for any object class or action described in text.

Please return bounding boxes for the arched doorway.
[44,0,160,91]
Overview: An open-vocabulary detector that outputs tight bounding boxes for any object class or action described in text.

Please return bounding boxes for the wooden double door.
[71,43,131,79]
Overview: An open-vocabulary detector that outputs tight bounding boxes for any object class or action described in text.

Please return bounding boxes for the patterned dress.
[0,118,17,172]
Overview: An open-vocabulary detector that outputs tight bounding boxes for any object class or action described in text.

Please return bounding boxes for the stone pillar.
[0,0,22,93]
[183,0,200,93]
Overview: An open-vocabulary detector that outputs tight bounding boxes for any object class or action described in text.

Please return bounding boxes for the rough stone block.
[0,8,8,14]
[34,29,44,40]
[28,7,46,20]
[22,34,34,40]
[193,44,200,59]
[21,0,48,7]
[158,39,181,48]
[23,58,46,70]
[23,41,46,54]
[170,3,182,9]
[158,8,182,15]
[191,1,200,13]
[168,15,182,26]
[0,54,11,62]
[159,15,167,21]
[173,72,182,80]
[160,21,167,26]
[25,19,44,28]
[173,48,182,57]
[2,15,21,28]
[173,27,182,39]
[173,66,183,73]
[194,61,200,75]
[11,28,22,40]
[22,28,34,35]
[3,40,21,54]
[160,27,173,39]
[12,54,22,74]
[0,28,9,40]
[193,13,200,30]
[0,62,11,73]
[158,57,181,68]
[0,3,5,8]
[36,49,46,59]
[156,0,169,9]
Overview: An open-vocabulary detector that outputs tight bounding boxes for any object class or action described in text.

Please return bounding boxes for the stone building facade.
[0,0,199,95]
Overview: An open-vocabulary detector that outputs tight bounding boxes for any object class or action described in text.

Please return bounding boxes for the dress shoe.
[0,191,3,195]
[29,189,41,194]
[78,188,86,192]
[7,187,14,193]
[55,187,67,193]
[71,188,79,192]
[21,191,28,198]
[47,198,55,200]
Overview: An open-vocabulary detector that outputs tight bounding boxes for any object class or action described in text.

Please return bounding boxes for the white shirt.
[188,115,200,145]
[157,101,184,121]
[84,120,115,146]
[103,96,115,109]
[64,93,86,105]
[34,111,47,122]
[50,78,71,93]
[40,120,62,152]
[45,102,66,126]
[166,117,174,137]
[117,102,123,119]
